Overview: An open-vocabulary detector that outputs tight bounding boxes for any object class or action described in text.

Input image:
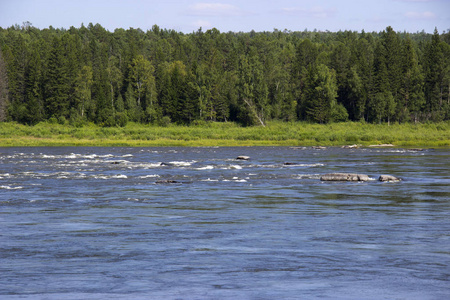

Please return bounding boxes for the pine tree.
[401,35,425,122]
[159,61,196,124]
[383,27,402,109]
[369,40,389,122]
[5,33,28,123]
[423,28,446,120]
[24,40,44,124]
[45,36,70,118]
[352,34,375,121]
[0,47,9,121]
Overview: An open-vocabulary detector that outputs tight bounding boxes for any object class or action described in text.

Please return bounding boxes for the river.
[1,146,449,299]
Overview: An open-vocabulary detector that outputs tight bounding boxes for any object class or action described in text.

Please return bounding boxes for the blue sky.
[0,0,449,33]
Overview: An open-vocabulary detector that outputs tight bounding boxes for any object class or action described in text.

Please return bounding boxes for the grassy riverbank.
[0,121,449,147]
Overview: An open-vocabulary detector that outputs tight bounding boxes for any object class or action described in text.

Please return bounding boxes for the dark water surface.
[1,146,449,299]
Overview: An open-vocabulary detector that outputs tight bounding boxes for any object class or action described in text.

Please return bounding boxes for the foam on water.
[226,165,242,170]
[92,174,128,179]
[139,174,160,178]
[168,161,196,167]
[195,165,214,170]
[0,185,23,190]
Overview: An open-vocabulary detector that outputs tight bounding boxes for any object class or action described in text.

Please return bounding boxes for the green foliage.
[332,103,349,122]
[304,64,338,123]
[0,24,449,126]
[0,121,448,147]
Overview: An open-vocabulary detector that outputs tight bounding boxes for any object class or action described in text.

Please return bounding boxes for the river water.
[1,146,449,299]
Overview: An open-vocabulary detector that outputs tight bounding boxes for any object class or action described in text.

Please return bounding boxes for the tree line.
[0,23,449,126]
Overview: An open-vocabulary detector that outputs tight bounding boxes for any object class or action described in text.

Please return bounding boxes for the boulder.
[378,175,401,182]
[236,156,250,160]
[320,173,370,182]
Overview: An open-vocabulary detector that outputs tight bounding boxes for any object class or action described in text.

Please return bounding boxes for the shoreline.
[1,121,449,148]
[0,138,448,148]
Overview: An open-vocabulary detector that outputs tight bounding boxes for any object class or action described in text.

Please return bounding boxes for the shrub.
[116,112,128,127]
[58,116,67,125]
[332,103,349,122]
[159,116,171,127]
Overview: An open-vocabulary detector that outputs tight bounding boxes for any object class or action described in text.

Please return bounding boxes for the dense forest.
[0,23,449,126]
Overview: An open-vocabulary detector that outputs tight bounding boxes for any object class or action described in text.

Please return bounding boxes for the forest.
[0,23,449,127]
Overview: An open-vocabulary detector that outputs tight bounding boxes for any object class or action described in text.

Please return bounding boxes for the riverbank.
[0,121,449,147]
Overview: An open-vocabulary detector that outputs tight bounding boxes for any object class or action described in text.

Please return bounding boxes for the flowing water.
[1,146,449,299]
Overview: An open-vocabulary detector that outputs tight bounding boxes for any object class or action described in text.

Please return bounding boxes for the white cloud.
[280,6,336,19]
[405,11,436,19]
[188,3,241,17]
[192,19,212,29]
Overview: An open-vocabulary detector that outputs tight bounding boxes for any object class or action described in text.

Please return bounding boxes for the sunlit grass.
[0,121,449,147]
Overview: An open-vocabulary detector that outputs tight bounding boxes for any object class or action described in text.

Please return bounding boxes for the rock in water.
[236,156,250,160]
[378,175,401,182]
[155,180,179,184]
[320,173,370,182]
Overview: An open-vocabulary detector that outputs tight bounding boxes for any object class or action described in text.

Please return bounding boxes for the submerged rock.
[378,175,401,182]
[236,156,250,160]
[320,173,370,182]
[155,180,180,184]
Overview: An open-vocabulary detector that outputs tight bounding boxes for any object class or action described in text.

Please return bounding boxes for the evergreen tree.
[401,35,425,122]
[331,42,351,114]
[346,66,365,120]
[352,34,375,121]
[0,47,9,121]
[423,28,446,120]
[23,40,44,124]
[5,32,28,122]
[382,27,402,109]
[369,40,389,122]
[160,60,196,124]
[304,64,339,123]
[44,36,70,119]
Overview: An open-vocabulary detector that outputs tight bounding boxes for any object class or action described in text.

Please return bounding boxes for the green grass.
[0,121,449,147]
